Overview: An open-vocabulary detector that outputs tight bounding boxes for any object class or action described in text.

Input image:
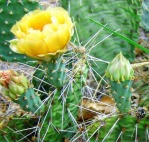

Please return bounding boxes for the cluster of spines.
[61,0,141,75]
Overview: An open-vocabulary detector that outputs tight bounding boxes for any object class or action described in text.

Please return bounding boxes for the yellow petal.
[56,24,70,48]
[10,6,73,61]
[17,38,48,59]
[44,32,61,53]
[28,10,51,31]
[47,7,67,24]
[9,39,25,54]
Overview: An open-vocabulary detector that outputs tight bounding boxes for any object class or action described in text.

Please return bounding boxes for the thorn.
[0,9,3,13]
[113,91,117,94]
[34,104,38,107]
[4,21,9,25]
[24,96,27,100]
[9,11,13,15]
[130,87,134,92]
[125,85,129,88]
[62,59,66,63]
[2,31,6,34]
[24,8,28,13]
[9,52,12,55]
[31,95,35,99]
[54,60,58,64]
[52,69,55,73]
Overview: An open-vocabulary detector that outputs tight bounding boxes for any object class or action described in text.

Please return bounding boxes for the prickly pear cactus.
[106,52,134,112]
[0,0,39,63]
[15,88,45,115]
[39,51,89,141]
[0,70,45,115]
[88,115,149,142]
[61,0,141,74]
[43,57,66,88]
[0,116,37,142]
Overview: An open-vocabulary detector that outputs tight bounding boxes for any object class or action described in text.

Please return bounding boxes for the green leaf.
[88,18,149,54]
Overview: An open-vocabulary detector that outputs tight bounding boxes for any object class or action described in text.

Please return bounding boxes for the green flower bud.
[19,75,28,89]
[16,84,25,95]
[9,81,25,96]
[8,81,18,94]
[8,90,17,100]
[11,76,20,84]
[106,52,134,83]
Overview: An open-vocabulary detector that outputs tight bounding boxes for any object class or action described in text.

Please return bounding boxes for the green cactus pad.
[15,88,45,115]
[42,57,66,88]
[110,80,133,113]
[0,0,39,63]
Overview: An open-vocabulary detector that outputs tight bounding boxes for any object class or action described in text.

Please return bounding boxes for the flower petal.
[9,39,25,54]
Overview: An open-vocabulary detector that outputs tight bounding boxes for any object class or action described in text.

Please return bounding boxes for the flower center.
[28,11,52,31]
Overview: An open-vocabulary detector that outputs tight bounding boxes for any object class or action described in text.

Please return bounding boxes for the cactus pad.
[0,0,39,63]
[15,88,45,115]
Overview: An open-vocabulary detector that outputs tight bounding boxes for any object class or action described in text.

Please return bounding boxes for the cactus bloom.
[0,70,29,100]
[106,52,134,83]
[9,7,73,61]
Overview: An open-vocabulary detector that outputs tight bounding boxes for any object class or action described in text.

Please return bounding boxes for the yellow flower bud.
[10,7,73,61]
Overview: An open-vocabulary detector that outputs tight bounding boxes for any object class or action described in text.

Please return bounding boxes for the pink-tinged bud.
[106,52,134,83]
[0,70,29,100]
[0,70,12,88]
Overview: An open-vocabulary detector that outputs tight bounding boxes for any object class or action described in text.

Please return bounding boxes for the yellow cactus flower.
[10,7,73,61]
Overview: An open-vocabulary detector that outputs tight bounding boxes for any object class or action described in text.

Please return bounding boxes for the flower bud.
[19,75,28,90]
[11,76,20,84]
[106,52,134,83]
[0,70,29,100]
